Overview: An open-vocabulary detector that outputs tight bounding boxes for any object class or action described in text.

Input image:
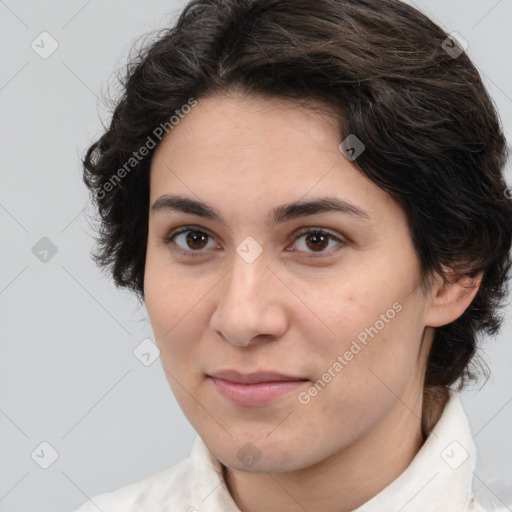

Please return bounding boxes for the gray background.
[0,1,511,511]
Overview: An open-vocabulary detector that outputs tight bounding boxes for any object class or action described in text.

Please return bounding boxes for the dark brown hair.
[83,0,512,389]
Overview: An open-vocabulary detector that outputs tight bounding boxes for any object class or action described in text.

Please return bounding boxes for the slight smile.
[207,370,309,407]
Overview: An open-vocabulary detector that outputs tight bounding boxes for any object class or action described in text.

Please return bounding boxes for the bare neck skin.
[222,383,448,512]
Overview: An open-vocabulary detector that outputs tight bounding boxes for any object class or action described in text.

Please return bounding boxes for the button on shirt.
[71,390,507,512]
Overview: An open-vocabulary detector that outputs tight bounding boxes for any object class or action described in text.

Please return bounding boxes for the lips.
[207,369,309,406]
[208,369,307,384]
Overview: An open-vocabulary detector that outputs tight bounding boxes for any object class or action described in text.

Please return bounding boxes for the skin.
[144,91,481,512]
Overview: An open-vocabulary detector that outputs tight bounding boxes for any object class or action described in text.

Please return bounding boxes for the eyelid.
[293,226,345,242]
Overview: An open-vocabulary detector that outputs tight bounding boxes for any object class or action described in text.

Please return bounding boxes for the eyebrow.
[151,194,372,224]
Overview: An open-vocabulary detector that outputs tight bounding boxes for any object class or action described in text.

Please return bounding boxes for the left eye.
[291,228,345,256]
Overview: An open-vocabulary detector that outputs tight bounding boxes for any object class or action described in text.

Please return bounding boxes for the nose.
[209,247,289,347]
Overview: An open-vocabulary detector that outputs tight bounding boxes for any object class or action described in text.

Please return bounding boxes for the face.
[144,91,433,473]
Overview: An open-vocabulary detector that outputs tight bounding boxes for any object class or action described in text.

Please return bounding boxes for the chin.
[205,432,324,474]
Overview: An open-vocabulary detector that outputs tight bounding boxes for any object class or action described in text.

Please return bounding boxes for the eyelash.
[164,225,346,259]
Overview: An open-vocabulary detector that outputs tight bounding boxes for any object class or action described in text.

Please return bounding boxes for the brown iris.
[304,231,330,252]
[186,230,209,250]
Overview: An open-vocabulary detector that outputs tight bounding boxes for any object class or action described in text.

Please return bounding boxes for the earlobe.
[424,271,483,328]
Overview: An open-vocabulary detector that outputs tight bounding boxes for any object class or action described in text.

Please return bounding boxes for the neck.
[222,387,448,512]
[421,385,450,437]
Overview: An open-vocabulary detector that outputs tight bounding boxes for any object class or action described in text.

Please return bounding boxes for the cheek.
[306,268,402,347]
[144,260,205,365]
[298,282,424,444]
[144,272,207,414]
[307,259,424,383]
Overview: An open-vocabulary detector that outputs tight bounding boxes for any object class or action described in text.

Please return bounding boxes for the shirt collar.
[190,389,476,511]
[353,389,476,511]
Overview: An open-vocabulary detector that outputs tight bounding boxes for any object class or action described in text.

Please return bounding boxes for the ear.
[424,270,483,328]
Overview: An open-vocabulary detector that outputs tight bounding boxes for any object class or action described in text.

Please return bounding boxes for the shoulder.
[70,456,194,512]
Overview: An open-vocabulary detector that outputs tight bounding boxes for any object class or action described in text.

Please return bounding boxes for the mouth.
[207,369,309,407]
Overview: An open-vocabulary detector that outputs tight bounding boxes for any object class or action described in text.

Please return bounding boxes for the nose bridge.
[224,245,270,310]
[210,243,287,346]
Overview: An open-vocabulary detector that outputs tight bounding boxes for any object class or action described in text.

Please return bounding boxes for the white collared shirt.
[71,390,508,511]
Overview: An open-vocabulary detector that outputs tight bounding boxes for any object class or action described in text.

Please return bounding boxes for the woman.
[73,0,512,510]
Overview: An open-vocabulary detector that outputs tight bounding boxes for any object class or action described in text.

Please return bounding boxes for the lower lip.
[210,377,308,407]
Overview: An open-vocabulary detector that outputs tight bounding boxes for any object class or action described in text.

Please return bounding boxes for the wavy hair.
[83,0,512,389]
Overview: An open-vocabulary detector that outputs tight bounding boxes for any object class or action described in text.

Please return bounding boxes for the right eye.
[165,226,219,258]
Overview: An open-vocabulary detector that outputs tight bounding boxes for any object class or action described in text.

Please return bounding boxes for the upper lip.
[208,369,307,384]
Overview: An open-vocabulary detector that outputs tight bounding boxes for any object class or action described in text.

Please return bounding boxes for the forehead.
[149,92,401,225]
[154,92,341,161]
